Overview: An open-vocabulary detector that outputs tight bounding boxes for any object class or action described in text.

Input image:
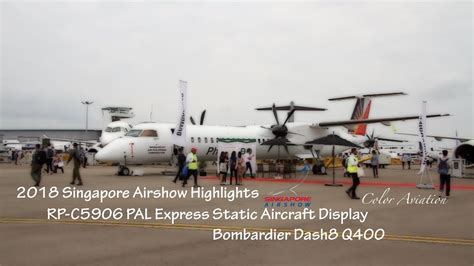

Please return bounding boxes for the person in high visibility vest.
[183,147,200,188]
[345,148,360,199]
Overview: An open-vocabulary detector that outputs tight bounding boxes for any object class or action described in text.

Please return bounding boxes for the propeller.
[190,110,206,125]
[260,104,303,154]
[363,129,405,148]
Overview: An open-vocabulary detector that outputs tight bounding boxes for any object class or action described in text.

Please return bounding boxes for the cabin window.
[204,137,208,143]
[125,130,142,137]
[210,138,214,143]
[141,130,158,137]
[191,137,194,143]
[198,137,201,143]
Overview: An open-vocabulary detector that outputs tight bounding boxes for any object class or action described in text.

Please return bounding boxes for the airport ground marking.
[1,217,473,246]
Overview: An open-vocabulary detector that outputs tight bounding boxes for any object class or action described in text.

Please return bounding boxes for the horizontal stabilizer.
[256,105,326,111]
[329,92,406,101]
[315,114,450,128]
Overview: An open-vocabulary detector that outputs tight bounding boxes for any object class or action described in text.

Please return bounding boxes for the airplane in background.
[95,92,450,175]
[43,106,135,152]
[395,132,473,165]
[99,107,134,146]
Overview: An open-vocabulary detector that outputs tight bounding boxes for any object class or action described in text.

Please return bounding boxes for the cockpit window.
[140,130,158,137]
[112,127,122,132]
[125,129,142,137]
[105,127,113,132]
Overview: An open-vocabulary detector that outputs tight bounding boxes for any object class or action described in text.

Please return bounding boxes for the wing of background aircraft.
[43,135,98,145]
[313,114,450,128]
[395,132,471,142]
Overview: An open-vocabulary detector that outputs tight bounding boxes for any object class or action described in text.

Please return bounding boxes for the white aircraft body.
[95,123,363,164]
[95,118,449,166]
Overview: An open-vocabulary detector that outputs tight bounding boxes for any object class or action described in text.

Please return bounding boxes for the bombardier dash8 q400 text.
[95,92,450,174]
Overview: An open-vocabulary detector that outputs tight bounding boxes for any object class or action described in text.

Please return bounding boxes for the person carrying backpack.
[438,150,451,197]
[31,144,47,186]
[67,143,83,186]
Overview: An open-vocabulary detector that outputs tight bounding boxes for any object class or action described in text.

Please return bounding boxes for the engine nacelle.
[454,140,474,165]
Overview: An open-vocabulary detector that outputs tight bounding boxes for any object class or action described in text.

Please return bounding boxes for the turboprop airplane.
[95,93,449,175]
[395,132,473,165]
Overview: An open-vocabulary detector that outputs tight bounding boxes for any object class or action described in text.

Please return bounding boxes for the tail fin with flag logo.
[328,92,406,136]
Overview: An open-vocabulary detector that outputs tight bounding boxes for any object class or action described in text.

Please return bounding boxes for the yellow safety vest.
[188,154,198,170]
[347,156,359,174]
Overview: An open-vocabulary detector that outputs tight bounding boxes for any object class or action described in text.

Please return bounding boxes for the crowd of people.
[20,142,454,198]
[172,147,257,187]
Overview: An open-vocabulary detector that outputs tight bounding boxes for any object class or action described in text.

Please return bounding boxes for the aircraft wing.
[313,114,450,128]
[396,132,471,142]
[44,135,98,145]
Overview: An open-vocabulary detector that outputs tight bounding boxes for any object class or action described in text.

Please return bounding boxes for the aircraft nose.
[95,139,126,163]
[95,146,110,162]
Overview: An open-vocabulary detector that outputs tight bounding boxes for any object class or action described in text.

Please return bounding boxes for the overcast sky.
[1,1,472,141]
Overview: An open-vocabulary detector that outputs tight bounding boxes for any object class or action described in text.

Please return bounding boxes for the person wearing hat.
[183,147,199,187]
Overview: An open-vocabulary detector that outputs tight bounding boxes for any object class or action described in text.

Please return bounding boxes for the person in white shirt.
[244,148,255,178]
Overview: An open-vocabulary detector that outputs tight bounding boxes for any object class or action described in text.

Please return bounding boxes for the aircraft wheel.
[122,167,130,176]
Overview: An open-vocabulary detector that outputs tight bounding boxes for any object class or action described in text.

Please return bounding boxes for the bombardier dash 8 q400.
[95,92,449,174]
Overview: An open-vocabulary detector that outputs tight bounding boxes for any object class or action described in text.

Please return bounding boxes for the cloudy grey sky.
[1,1,472,139]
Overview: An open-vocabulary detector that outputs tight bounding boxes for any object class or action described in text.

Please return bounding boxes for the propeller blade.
[272,103,280,125]
[376,137,405,143]
[282,109,296,126]
[190,116,196,125]
[267,145,274,152]
[260,126,272,130]
[284,143,289,154]
[200,110,206,125]
[261,138,301,147]
[371,129,375,139]
[287,131,305,137]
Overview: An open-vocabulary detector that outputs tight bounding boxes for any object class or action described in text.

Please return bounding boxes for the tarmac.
[1,163,473,266]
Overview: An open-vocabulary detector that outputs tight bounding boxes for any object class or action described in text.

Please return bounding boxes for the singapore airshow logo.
[263,196,312,208]
[264,164,313,208]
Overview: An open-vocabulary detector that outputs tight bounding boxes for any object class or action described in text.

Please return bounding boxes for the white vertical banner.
[173,80,187,147]
[417,101,428,174]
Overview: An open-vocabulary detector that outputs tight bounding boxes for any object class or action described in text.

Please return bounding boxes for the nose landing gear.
[118,165,131,176]
[117,153,131,176]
